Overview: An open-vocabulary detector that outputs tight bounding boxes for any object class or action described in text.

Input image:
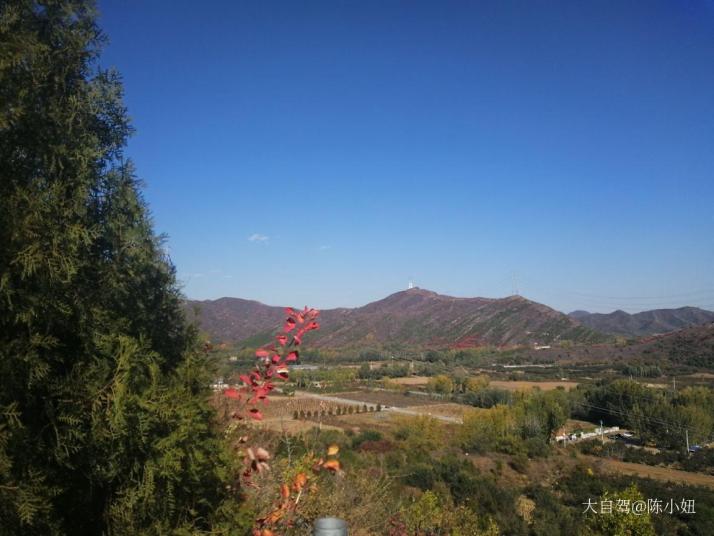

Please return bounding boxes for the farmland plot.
[489,380,579,391]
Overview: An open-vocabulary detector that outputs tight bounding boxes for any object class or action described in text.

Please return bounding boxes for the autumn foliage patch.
[224,306,320,421]
[222,307,344,533]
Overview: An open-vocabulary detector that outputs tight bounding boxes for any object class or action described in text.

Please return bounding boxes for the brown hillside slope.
[569,307,714,337]
[186,288,604,348]
[512,323,714,368]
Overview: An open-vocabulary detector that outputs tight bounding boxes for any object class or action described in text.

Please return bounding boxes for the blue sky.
[98,0,714,313]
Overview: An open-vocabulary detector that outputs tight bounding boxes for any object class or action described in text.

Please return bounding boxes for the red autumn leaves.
[312,443,342,474]
[223,306,320,421]
[222,307,326,534]
[253,444,342,535]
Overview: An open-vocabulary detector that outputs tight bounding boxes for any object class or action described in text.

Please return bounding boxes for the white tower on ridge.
[408,279,414,290]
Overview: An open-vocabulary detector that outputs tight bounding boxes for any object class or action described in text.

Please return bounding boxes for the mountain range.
[185,288,604,348]
[186,289,714,349]
[568,307,714,337]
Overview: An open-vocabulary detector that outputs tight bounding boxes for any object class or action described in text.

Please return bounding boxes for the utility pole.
[600,420,604,445]
[673,377,677,392]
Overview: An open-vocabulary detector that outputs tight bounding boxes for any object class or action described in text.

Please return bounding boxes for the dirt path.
[381,405,462,424]
[583,455,714,490]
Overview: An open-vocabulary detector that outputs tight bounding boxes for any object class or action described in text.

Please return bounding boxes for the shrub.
[524,437,550,458]
[352,430,383,449]
[510,452,529,473]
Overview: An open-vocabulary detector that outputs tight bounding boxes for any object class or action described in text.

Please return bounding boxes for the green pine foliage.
[0,1,233,533]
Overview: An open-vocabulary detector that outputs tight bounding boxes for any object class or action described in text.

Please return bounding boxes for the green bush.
[352,430,383,449]
[510,452,530,473]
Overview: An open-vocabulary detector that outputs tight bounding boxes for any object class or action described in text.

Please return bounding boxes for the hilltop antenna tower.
[512,273,519,296]
[408,279,414,290]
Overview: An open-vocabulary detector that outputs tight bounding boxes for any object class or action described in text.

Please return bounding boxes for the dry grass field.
[328,411,400,433]
[245,391,468,435]
[244,393,387,433]
[584,455,714,490]
[335,411,462,435]
[688,372,714,379]
[489,380,579,391]
[258,418,344,434]
[390,376,430,385]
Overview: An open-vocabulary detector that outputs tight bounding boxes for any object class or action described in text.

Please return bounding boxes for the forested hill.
[186,288,605,348]
[569,307,714,337]
[511,323,714,370]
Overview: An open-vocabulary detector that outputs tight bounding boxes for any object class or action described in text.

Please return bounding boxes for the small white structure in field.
[210,378,227,391]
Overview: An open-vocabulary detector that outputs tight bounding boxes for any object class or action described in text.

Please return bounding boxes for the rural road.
[381,405,462,424]
[293,391,463,424]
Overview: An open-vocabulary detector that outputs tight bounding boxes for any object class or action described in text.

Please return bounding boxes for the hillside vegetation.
[188,288,606,348]
[0,3,233,533]
[570,307,714,337]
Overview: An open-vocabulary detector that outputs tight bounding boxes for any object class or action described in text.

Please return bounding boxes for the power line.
[517,276,714,303]
[574,401,710,441]
[505,276,714,311]
[554,288,714,301]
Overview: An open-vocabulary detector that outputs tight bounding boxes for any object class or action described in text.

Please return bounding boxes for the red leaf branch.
[221,307,321,491]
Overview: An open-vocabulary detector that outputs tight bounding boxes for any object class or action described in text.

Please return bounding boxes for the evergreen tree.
[0,2,229,533]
